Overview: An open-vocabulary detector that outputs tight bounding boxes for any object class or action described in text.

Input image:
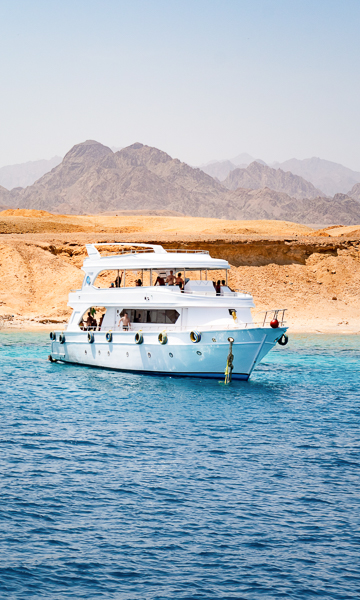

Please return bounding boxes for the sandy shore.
[1,210,360,334]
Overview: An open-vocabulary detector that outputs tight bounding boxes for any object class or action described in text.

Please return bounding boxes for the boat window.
[120,309,180,324]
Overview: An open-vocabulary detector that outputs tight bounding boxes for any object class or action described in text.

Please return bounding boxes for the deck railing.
[77,309,287,333]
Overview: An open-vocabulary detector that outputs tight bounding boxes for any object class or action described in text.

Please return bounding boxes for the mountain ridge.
[0,156,62,190]
[222,161,324,200]
[273,157,360,196]
[5,140,360,225]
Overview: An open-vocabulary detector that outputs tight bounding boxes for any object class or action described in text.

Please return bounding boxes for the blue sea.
[0,332,359,599]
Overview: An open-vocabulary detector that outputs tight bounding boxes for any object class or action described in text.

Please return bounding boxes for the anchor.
[224,337,234,385]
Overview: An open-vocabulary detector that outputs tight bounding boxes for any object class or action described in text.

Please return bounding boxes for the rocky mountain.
[0,156,62,190]
[272,157,360,196]
[6,139,360,225]
[200,160,239,181]
[200,153,265,181]
[347,182,360,202]
[222,161,324,200]
[227,187,360,225]
[0,185,11,210]
[10,140,238,218]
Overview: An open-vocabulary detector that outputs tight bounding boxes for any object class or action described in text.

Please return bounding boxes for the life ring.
[158,331,167,345]
[88,331,94,344]
[105,331,112,342]
[49,331,56,341]
[277,334,289,346]
[59,333,65,344]
[135,331,143,344]
[190,330,201,343]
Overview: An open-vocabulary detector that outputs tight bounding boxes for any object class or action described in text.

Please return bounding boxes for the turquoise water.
[0,332,359,599]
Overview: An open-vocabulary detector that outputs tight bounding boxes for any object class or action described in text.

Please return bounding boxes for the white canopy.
[83,243,230,276]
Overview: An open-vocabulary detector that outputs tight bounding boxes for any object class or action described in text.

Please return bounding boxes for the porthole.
[169,352,173,358]
[148,352,151,358]
[197,351,202,356]
[212,338,216,342]
[126,352,129,357]
[85,350,87,355]
[107,351,110,356]
[98,350,101,355]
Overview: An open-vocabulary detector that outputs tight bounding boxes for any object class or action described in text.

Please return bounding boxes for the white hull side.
[50,328,286,380]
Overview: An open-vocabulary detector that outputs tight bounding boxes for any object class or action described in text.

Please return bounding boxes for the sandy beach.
[1,210,360,334]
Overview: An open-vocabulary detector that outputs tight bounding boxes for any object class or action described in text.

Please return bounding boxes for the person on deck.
[155,275,165,286]
[175,272,184,290]
[115,274,122,287]
[118,312,130,330]
[99,314,105,330]
[215,280,221,295]
[166,270,175,286]
[86,312,93,330]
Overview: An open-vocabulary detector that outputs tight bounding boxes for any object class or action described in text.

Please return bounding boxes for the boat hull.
[50,327,287,380]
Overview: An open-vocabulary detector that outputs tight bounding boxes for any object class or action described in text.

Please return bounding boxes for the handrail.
[76,312,287,333]
[165,249,209,254]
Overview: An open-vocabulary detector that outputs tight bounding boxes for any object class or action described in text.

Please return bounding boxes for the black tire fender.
[277,334,289,346]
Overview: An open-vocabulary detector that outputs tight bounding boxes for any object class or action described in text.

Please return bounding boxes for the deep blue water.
[0,332,359,599]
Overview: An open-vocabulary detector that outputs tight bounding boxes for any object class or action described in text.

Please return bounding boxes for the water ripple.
[0,331,359,599]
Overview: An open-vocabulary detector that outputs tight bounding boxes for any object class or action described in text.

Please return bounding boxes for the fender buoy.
[278,334,289,346]
[49,331,56,341]
[105,331,112,342]
[135,331,143,344]
[88,331,94,344]
[158,331,167,345]
[270,319,279,329]
[190,330,201,343]
[59,333,65,344]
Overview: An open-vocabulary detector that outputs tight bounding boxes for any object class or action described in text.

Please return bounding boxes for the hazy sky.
[1,0,359,169]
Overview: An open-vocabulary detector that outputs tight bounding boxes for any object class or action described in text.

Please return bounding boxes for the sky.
[0,0,360,170]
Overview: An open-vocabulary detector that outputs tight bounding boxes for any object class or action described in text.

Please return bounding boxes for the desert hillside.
[1,210,360,334]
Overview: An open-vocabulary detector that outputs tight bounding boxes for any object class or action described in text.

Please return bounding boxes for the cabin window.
[119,309,180,324]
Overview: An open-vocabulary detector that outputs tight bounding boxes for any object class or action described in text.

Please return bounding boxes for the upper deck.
[83,243,230,281]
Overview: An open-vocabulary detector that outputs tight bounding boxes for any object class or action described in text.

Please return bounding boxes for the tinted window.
[121,309,180,324]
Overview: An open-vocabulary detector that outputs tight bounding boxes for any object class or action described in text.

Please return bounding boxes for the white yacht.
[49,243,288,381]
